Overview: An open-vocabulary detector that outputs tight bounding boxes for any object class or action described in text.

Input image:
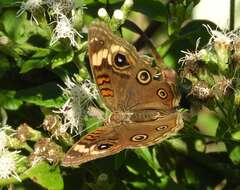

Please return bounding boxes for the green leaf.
[196,112,219,136]
[20,58,50,73]
[133,0,167,22]
[1,10,30,43]
[17,43,51,58]
[134,147,160,172]
[16,82,65,108]
[25,162,64,190]
[229,146,240,165]
[0,0,17,7]
[232,131,240,140]
[0,55,10,78]
[51,51,74,69]
[0,89,23,110]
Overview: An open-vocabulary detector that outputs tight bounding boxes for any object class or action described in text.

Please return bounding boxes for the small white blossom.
[98,8,108,17]
[124,0,134,6]
[0,150,20,181]
[179,39,205,65]
[113,9,124,20]
[50,14,82,47]
[55,77,98,134]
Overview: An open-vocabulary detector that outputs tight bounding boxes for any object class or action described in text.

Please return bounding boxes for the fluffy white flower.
[204,25,235,45]
[0,150,20,181]
[56,78,98,134]
[178,39,206,65]
[46,0,74,15]
[50,14,82,47]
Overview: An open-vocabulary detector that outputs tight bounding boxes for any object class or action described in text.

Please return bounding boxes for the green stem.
[0,173,28,186]
[23,144,33,152]
[230,0,235,30]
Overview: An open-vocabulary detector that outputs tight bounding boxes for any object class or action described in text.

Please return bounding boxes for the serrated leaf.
[51,51,74,69]
[25,162,64,190]
[0,89,23,110]
[16,82,65,108]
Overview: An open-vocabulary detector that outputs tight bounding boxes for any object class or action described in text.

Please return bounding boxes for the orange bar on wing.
[100,88,113,97]
[96,75,110,85]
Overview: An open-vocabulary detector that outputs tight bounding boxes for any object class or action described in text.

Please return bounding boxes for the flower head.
[98,8,108,18]
[113,9,124,20]
[50,14,82,47]
[46,0,74,16]
[190,81,212,100]
[0,150,20,181]
[204,25,236,71]
[56,77,98,134]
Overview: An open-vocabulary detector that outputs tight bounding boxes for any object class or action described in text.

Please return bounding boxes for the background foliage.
[0,0,240,189]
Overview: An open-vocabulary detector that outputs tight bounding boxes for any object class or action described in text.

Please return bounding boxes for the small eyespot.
[131,134,148,142]
[97,143,113,150]
[113,53,130,69]
[99,40,104,45]
[136,70,151,84]
[157,88,168,99]
[156,125,168,131]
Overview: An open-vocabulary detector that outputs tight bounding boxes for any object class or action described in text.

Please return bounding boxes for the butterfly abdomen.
[130,110,161,122]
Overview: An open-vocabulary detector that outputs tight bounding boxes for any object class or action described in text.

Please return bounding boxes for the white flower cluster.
[179,25,240,66]
[55,77,99,134]
[0,109,20,181]
[50,14,82,47]
[17,0,85,47]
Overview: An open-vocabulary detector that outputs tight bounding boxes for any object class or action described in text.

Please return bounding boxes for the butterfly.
[62,21,183,166]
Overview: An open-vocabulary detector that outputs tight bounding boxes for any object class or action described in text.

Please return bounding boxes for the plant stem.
[230,0,235,30]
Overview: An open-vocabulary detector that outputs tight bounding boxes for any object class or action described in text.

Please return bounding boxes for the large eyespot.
[157,88,168,99]
[113,53,130,69]
[97,143,113,150]
[156,125,168,131]
[131,134,148,142]
[136,69,151,84]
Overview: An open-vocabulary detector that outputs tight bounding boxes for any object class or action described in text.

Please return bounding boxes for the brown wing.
[62,112,183,167]
[62,126,124,167]
[123,111,183,148]
[88,21,180,112]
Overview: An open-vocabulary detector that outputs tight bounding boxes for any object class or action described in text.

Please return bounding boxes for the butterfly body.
[62,21,183,167]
